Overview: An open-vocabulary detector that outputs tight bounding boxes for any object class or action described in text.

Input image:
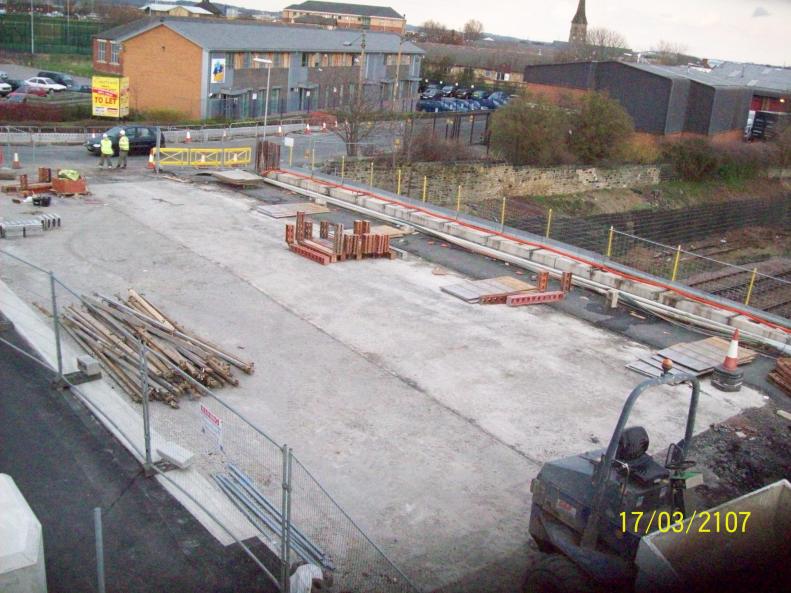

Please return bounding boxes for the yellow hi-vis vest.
[100,137,113,155]
[119,135,130,152]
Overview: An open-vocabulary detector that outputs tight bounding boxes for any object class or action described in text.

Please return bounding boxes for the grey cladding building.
[523,61,753,137]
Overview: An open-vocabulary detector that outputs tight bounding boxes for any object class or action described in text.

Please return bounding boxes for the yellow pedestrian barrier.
[189,148,222,167]
[156,147,250,167]
[156,148,190,166]
[223,147,251,166]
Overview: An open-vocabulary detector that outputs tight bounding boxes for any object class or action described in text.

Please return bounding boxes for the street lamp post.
[253,58,273,143]
[30,0,35,54]
[343,32,367,109]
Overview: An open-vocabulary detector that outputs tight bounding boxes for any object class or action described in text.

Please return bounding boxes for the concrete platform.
[0,178,767,591]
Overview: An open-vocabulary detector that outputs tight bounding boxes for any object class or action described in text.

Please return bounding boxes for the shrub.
[663,138,721,181]
[569,92,635,163]
[139,108,188,124]
[490,93,573,166]
[397,130,475,163]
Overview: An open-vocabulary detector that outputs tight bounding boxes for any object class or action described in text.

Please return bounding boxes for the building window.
[97,40,107,63]
[110,42,121,65]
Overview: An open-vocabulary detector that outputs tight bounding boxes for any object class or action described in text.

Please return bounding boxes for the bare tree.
[463,19,484,42]
[555,28,629,62]
[421,20,448,43]
[652,40,689,65]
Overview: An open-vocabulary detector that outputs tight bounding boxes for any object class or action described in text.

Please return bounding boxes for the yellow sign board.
[91,76,130,118]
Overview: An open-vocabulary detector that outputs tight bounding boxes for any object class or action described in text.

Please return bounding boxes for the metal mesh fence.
[0,15,101,55]
[0,249,420,593]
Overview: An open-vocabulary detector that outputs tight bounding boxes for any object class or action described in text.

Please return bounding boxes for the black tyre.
[523,554,597,593]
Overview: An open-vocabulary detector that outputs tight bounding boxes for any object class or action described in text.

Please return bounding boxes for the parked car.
[24,77,67,93]
[471,89,491,101]
[439,85,455,97]
[74,84,93,93]
[11,85,49,98]
[0,81,11,97]
[420,83,439,96]
[37,71,74,88]
[465,99,482,111]
[452,88,473,99]
[85,125,166,156]
[420,89,443,100]
[3,93,28,104]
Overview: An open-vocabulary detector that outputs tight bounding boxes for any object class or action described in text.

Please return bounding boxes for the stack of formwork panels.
[285,212,394,265]
[0,213,61,239]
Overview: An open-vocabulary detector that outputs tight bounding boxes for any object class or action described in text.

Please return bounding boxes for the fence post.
[456,184,462,220]
[369,161,374,187]
[545,208,553,239]
[288,144,293,167]
[744,268,758,306]
[422,176,427,202]
[606,226,615,258]
[280,444,291,593]
[94,508,106,593]
[340,155,345,184]
[500,196,507,231]
[138,343,154,476]
[49,272,63,380]
[396,168,402,195]
[310,149,315,177]
[671,245,682,282]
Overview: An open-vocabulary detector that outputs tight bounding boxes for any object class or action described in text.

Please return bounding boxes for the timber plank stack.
[768,358,791,396]
[285,212,394,265]
[61,290,254,408]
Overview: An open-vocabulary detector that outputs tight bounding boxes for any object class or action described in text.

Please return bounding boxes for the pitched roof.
[98,17,423,54]
[629,62,790,94]
[284,1,402,19]
[572,0,587,25]
[141,4,212,15]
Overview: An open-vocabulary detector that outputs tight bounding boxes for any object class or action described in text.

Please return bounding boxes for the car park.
[24,77,67,93]
[37,71,74,88]
[85,125,166,156]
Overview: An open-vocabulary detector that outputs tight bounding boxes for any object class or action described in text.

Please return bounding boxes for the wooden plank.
[257,202,329,218]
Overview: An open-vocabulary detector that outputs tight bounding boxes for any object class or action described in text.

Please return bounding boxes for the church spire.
[572,0,587,25]
[569,0,588,45]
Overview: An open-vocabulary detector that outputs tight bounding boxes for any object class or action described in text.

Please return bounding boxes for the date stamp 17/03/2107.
[620,510,750,535]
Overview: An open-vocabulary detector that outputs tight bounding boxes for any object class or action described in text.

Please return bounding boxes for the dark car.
[37,70,74,88]
[85,125,166,156]
[420,89,443,100]
[452,88,473,99]
[471,89,490,101]
[439,85,455,97]
[74,84,93,93]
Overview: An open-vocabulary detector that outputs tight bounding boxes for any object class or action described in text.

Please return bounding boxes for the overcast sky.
[243,0,791,65]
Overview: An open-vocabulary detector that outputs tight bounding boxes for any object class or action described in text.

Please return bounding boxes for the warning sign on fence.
[200,403,223,450]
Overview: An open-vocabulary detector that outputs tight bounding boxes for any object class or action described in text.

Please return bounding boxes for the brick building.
[92,16,423,120]
[282,1,406,34]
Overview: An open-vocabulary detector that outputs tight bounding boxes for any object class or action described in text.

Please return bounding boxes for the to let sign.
[92,76,130,118]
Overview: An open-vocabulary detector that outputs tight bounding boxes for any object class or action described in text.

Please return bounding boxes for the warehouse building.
[282,1,406,34]
[93,17,423,120]
[522,61,754,139]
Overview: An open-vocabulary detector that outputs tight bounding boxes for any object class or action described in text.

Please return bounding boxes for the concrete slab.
[622,280,667,302]
[676,299,739,325]
[0,179,766,591]
[591,269,624,290]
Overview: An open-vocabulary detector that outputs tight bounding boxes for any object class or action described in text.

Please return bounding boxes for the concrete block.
[0,474,47,593]
[676,300,738,325]
[658,290,683,306]
[621,280,666,302]
[530,249,558,268]
[551,254,582,273]
[730,315,790,343]
[498,240,538,260]
[76,355,101,377]
[384,204,413,221]
[361,198,389,214]
[408,211,445,230]
[445,223,493,244]
[328,187,357,202]
[590,270,623,289]
[156,441,194,469]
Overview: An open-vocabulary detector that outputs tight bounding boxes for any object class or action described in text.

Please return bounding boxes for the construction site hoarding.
[91,76,130,118]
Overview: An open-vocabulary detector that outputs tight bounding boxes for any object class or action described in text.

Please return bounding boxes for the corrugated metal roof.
[284,1,403,19]
[100,17,423,54]
[142,4,212,14]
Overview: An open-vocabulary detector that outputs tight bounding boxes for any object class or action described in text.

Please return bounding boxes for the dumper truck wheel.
[522,554,596,593]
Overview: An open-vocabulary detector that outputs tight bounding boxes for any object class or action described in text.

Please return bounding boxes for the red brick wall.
[93,39,123,76]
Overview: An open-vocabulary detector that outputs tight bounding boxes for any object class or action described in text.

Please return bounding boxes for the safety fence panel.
[157,148,190,166]
[188,148,223,167]
[223,146,252,166]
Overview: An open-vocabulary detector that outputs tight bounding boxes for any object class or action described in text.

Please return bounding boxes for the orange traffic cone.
[305,123,311,135]
[277,125,283,136]
[712,329,743,392]
[147,149,155,169]
[321,121,327,132]
[722,330,740,371]
[185,130,192,143]
[12,152,21,169]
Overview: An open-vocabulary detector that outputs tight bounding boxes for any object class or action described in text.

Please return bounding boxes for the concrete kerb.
[264,169,791,351]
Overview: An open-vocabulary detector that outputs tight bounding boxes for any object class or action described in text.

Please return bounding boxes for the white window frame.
[110,42,121,65]
[97,39,107,63]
